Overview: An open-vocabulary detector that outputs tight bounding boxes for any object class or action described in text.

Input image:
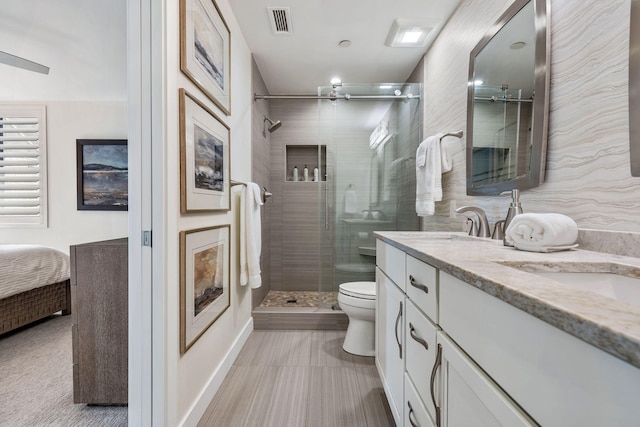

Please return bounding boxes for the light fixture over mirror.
[466,0,550,195]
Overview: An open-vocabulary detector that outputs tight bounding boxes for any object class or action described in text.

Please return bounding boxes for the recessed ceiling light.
[338,40,352,48]
[510,41,526,49]
[401,31,423,44]
[385,19,436,47]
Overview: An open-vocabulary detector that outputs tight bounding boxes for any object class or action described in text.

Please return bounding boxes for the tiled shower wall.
[251,58,271,309]
[416,0,640,233]
[268,100,324,292]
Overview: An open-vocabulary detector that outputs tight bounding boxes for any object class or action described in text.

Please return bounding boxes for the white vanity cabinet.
[437,332,535,427]
[377,240,442,427]
[376,266,405,423]
[376,240,536,427]
[440,271,640,427]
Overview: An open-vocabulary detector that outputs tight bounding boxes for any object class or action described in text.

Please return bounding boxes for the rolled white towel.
[505,213,578,251]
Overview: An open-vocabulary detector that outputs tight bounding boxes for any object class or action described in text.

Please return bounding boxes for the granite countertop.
[375,231,640,369]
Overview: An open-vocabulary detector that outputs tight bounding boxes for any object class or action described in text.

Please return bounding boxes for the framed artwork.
[179,89,230,212]
[76,139,128,211]
[180,0,231,115]
[180,225,230,354]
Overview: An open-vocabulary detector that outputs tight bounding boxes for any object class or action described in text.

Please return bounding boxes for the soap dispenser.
[503,189,523,246]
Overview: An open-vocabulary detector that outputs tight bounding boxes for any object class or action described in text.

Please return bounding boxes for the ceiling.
[229,0,461,94]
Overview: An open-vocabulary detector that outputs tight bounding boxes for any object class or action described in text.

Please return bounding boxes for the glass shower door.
[317,83,422,309]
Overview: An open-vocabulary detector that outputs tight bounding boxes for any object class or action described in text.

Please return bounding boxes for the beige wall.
[418,0,639,232]
[165,0,255,424]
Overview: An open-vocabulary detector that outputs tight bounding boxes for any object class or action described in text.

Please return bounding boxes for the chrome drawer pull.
[409,322,428,351]
[430,343,442,427]
[409,275,429,294]
[408,401,420,427]
[394,301,403,359]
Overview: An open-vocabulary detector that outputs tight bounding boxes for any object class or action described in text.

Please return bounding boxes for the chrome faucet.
[456,206,491,238]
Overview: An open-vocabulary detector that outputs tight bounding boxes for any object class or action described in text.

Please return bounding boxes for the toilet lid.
[339,281,376,299]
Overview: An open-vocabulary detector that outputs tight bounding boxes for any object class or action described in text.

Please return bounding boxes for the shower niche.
[285,145,326,181]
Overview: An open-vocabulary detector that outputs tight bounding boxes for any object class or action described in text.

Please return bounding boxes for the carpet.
[0,314,127,426]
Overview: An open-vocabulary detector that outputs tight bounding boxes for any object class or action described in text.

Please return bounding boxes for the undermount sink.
[496,261,640,307]
[532,272,640,307]
[421,232,482,241]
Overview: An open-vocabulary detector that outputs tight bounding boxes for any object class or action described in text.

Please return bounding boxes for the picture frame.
[76,139,128,211]
[180,0,231,115]
[179,88,231,212]
[180,225,230,354]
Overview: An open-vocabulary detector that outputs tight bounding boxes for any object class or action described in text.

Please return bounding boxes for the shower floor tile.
[260,290,338,308]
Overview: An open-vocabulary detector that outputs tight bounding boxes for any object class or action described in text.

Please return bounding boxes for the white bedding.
[0,245,70,299]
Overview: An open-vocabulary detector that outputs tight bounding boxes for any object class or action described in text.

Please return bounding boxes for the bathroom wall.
[418,0,639,232]
[251,58,272,308]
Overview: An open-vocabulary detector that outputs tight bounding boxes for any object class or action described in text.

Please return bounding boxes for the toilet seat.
[339,281,376,300]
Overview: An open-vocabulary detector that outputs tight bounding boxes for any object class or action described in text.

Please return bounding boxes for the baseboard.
[179,317,253,427]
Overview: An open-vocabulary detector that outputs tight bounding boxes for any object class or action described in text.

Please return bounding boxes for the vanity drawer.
[376,240,406,291]
[405,299,439,421]
[406,254,438,322]
[405,372,436,427]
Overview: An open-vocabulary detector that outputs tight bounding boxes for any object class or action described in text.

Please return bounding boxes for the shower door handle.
[324,181,329,230]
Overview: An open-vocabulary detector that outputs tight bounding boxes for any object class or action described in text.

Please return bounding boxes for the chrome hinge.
[142,230,152,247]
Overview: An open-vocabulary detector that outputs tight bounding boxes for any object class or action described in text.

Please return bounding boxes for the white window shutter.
[0,105,47,227]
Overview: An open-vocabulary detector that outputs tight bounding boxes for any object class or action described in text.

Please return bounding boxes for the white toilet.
[338,281,376,356]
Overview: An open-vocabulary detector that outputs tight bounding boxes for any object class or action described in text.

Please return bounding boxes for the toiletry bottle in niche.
[303,164,309,181]
[313,166,319,182]
[293,166,299,181]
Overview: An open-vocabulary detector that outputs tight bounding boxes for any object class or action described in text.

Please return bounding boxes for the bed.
[0,245,71,335]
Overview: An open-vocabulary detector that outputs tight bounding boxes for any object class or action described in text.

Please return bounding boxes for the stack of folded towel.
[504,213,578,252]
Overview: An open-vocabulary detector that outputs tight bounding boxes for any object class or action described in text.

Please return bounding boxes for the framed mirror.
[466,0,550,195]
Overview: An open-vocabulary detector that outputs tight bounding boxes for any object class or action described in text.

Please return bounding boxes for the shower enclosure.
[261,83,422,311]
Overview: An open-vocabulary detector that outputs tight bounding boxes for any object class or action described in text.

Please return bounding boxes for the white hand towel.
[240,183,263,288]
[415,134,445,216]
[505,213,578,251]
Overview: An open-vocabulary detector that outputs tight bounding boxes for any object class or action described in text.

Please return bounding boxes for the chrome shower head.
[264,116,282,134]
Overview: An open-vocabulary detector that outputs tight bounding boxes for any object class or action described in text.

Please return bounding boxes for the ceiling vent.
[267,7,292,35]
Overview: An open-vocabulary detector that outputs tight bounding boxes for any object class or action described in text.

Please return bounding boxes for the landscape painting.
[193,1,224,91]
[194,124,224,192]
[179,88,230,213]
[76,139,128,211]
[180,0,231,114]
[193,241,224,316]
[180,225,230,354]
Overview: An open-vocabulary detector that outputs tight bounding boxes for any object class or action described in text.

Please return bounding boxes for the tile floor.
[197,330,395,427]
